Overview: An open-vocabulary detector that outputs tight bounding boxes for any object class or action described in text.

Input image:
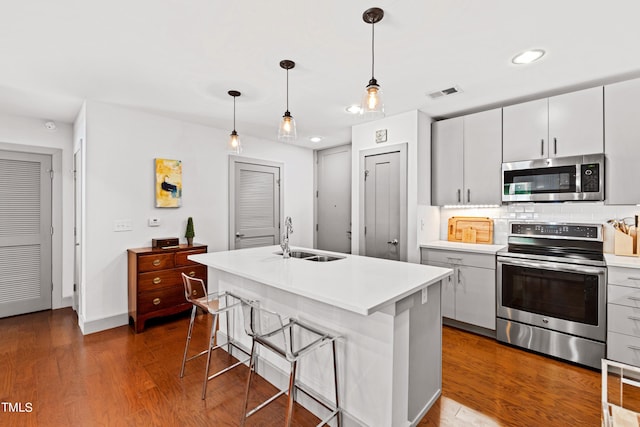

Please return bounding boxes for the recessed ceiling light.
[44,121,57,131]
[511,49,546,65]
[345,104,362,114]
[309,136,323,143]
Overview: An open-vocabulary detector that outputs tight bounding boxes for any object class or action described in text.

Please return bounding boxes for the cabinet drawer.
[138,253,175,272]
[175,248,207,266]
[608,331,640,367]
[609,303,640,337]
[608,267,640,288]
[609,284,640,308]
[138,269,180,291]
[422,249,495,269]
[138,286,191,314]
[138,265,206,292]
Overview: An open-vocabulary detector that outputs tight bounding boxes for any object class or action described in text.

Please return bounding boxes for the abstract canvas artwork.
[155,158,182,208]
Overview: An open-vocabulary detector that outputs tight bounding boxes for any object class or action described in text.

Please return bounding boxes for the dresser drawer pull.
[628,316,640,322]
[192,290,198,296]
[188,271,196,277]
[152,259,161,267]
[628,345,640,352]
[153,298,161,305]
[153,277,162,285]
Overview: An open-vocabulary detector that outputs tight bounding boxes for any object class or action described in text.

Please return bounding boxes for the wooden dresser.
[127,244,207,333]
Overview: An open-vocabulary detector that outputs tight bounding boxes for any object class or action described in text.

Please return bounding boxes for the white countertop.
[420,240,506,255]
[189,246,452,316]
[605,253,640,269]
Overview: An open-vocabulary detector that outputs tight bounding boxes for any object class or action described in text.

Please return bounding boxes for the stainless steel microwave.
[502,153,604,202]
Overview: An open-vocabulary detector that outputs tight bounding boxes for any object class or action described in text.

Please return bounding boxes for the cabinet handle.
[457,189,461,203]
[467,189,470,203]
[457,268,461,284]
[628,345,640,351]
[540,139,544,156]
[447,257,463,262]
[153,298,161,305]
[628,316,640,321]
[188,271,196,277]
[553,137,557,155]
[152,259,161,267]
[153,277,161,285]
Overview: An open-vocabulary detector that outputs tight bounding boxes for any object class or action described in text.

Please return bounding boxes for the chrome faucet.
[280,216,293,258]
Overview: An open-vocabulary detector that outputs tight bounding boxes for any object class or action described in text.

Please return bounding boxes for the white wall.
[351,110,439,264]
[80,101,314,333]
[0,112,75,309]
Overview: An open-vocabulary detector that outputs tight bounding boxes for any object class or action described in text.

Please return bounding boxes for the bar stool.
[240,299,341,427]
[180,272,251,400]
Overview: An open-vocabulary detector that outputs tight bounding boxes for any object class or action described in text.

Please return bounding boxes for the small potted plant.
[185,217,195,246]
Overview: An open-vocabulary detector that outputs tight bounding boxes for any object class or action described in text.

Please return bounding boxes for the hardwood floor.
[0,308,607,426]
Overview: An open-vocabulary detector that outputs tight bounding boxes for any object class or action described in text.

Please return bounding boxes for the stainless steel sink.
[305,255,343,262]
[274,250,344,262]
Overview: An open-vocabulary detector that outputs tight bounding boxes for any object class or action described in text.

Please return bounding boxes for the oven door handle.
[497,256,607,275]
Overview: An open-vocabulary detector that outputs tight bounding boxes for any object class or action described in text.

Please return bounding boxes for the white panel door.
[0,150,52,317]
[316,145,351,253]
[232,161,281,249]
[364,151,401,260]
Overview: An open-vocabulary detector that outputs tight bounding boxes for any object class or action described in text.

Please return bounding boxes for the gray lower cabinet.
[607,266,640,366]
[421,248,496,331]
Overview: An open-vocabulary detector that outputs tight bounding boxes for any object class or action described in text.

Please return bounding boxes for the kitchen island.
[189,246,452,426]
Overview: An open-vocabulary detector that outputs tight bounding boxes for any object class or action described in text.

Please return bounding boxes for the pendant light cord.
[233,95,236,131]
[371,21,375,79]
[286,68,290,112]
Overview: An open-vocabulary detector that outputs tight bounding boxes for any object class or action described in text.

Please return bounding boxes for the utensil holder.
[614,229,638,256]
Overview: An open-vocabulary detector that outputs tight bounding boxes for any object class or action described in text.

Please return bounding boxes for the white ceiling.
[2,0,640,149]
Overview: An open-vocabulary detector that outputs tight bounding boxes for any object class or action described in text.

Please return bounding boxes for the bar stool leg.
[201,312,219,400]
[332,340,341,427]
[180,306,197,378]
[285,360,297,427]
[241,340,258,427]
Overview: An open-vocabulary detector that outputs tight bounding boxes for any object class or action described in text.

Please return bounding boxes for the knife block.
[613,229,638,257]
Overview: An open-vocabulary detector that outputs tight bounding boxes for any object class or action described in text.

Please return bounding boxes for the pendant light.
[361,7,385,119]
[278,59,297,142]
[227,90,242,154]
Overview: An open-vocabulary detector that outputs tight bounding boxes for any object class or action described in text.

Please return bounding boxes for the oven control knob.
[542,318,549,324]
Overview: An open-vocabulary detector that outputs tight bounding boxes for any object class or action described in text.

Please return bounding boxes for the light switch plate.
[114,219,132,232]
[375,129,387,143]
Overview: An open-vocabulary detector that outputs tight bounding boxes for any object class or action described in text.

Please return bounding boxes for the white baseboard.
[79,312,129,335]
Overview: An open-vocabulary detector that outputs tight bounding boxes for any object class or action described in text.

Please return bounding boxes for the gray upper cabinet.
[432,109,502,206]
[605,78,640,205]
[503,86,604,162]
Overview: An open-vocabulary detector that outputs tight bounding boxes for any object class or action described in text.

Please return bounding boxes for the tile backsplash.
[436,203,640,252]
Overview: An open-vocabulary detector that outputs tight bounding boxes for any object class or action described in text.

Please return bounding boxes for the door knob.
[387,239,399,245]
[235,232,244,238]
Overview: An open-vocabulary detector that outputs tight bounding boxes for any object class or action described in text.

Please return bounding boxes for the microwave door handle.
[498,257,606,275]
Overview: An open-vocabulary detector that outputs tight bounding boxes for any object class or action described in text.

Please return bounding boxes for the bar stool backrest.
[181,273,208,312]
[241,300,291,359]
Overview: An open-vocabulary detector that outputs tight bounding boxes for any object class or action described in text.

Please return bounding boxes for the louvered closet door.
[0,150,52,317]
[233,162,280,249]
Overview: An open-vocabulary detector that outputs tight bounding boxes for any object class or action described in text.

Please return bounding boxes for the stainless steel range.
[496,222,606,369]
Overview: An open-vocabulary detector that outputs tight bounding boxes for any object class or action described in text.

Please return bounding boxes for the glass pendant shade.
[361,79,384,119]
[227,130,241,154]
[278,111,297,142]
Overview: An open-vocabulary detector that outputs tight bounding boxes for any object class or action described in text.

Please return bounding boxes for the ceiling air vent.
[428,85,463,99]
